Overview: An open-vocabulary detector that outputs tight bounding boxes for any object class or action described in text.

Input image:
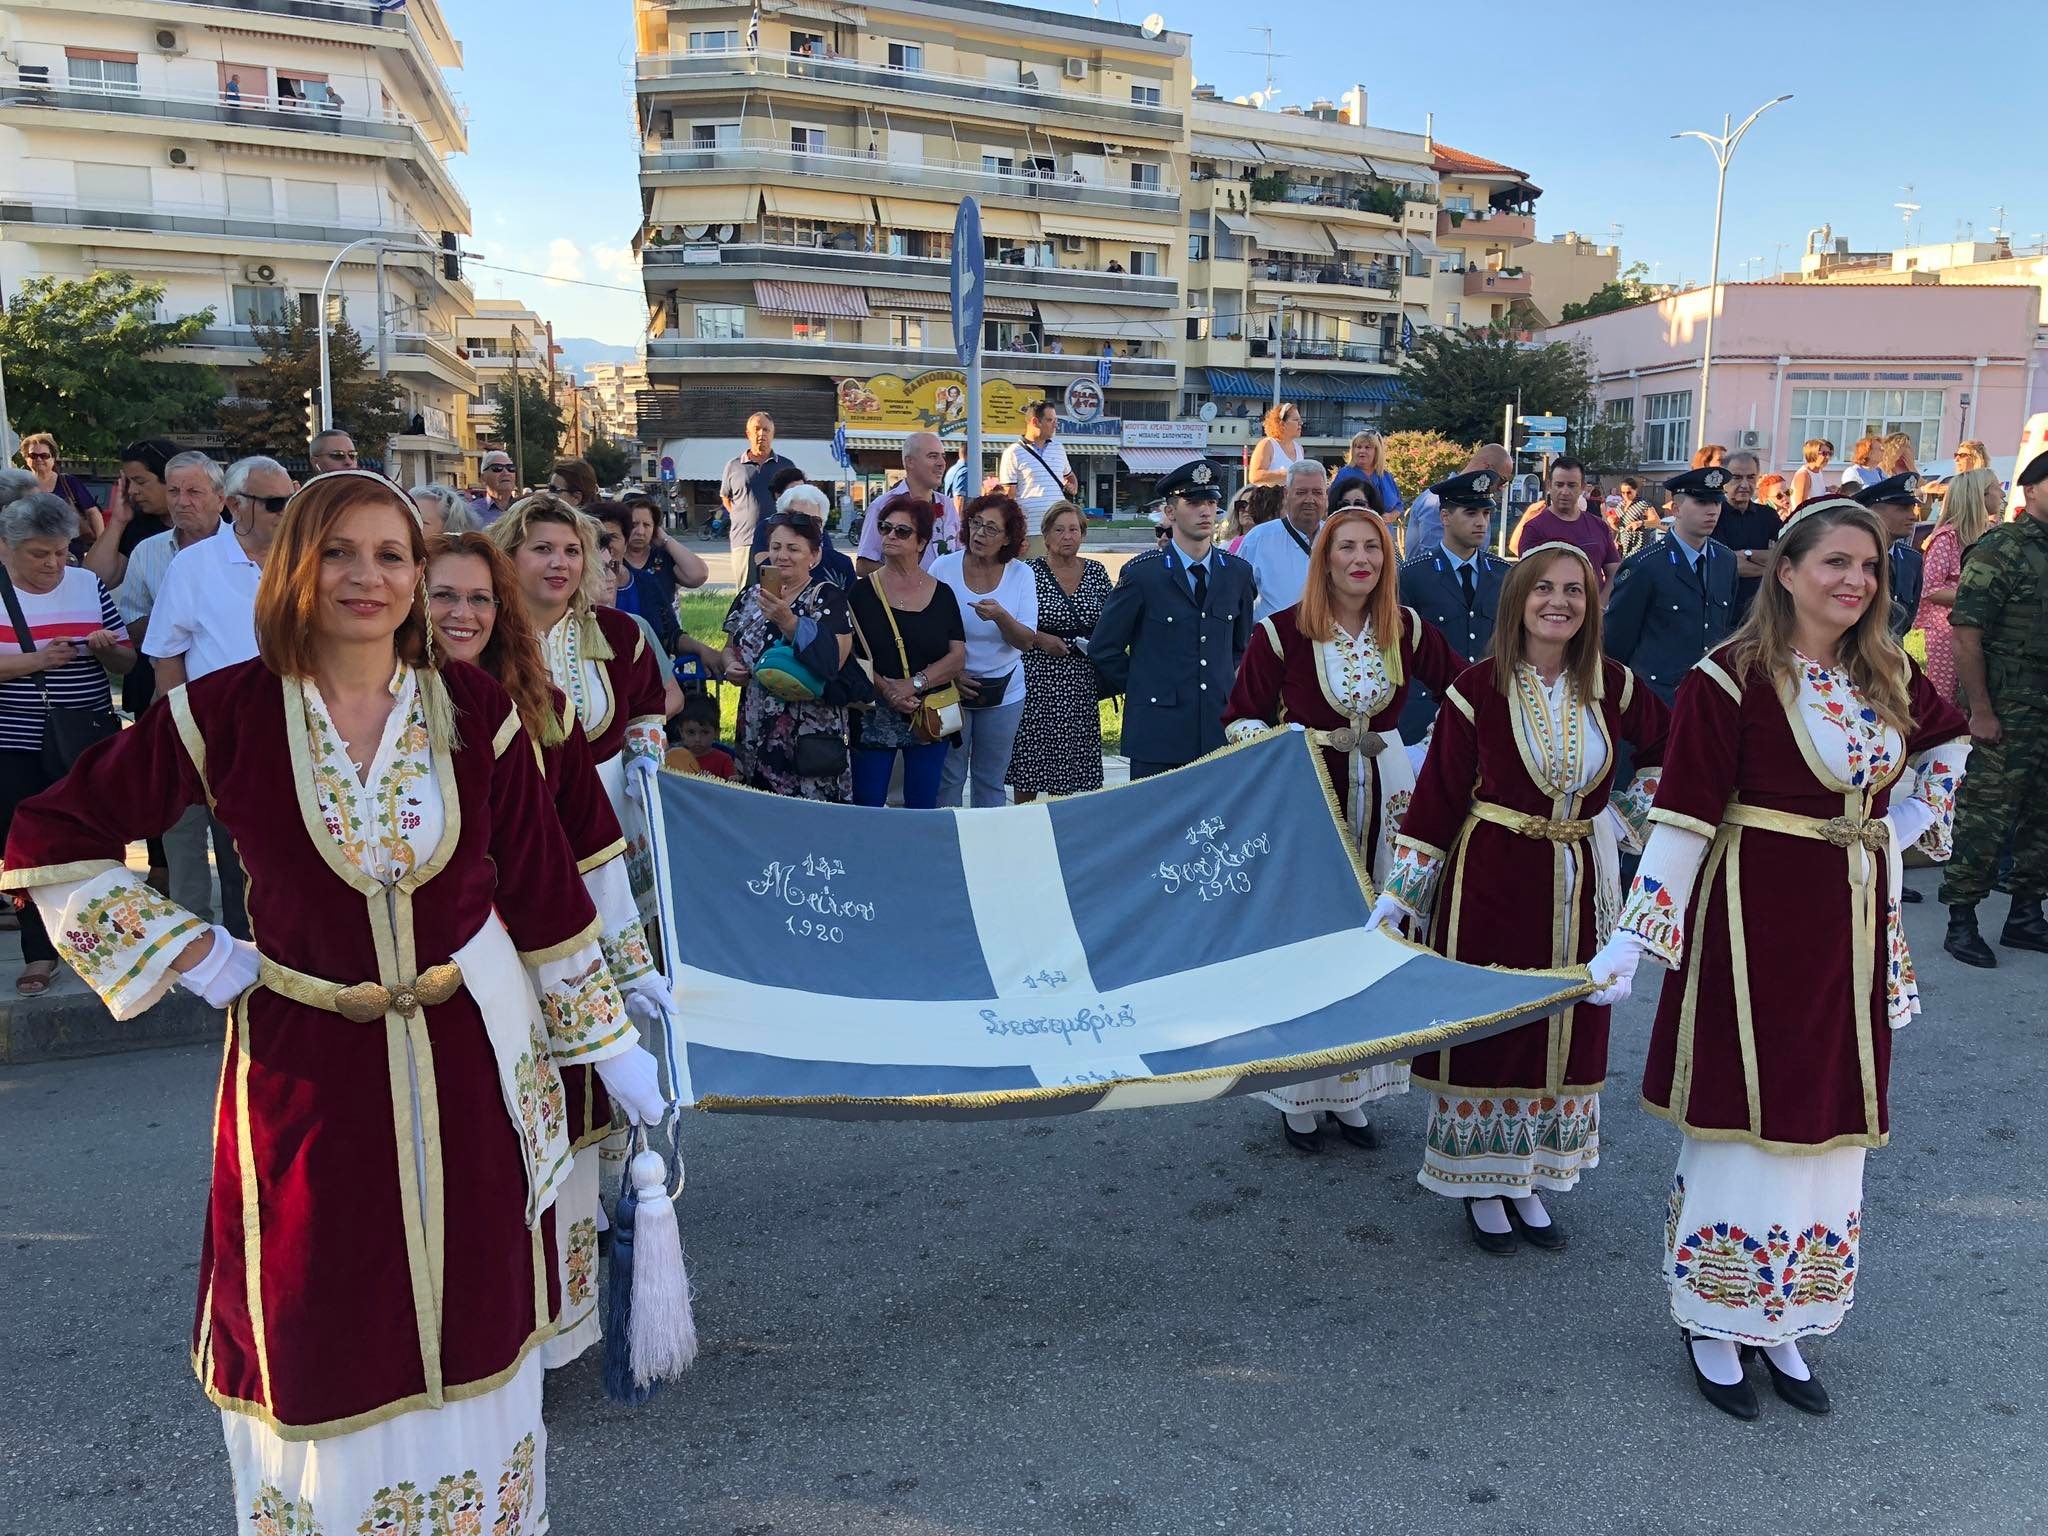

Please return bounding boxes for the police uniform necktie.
[1191,560,1209,611]
[1459,563,1476,610]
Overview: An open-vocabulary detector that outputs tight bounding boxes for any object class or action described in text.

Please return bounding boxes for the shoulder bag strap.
[869,573,914,677]
[1021,441,1066,486]
[0,565,55,713]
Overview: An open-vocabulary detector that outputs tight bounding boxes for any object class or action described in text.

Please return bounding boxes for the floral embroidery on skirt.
[1418,1092,1600,1197]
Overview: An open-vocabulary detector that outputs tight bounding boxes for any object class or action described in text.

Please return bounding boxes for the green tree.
[1380,430,1472,502]
[1558,261,1655,323]
[0,272,222,461]
[494,375,563,486]
[217,312,405,462]
[1386,327,1596,449]
[582,436,632,486]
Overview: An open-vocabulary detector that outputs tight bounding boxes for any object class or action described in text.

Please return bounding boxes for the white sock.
[1332,1106,1369,1128]
[1509,1192,1551,1227]
[1284,1111,1319,1134]
[1690,1336,1744,1387]
[1764,1341,1811,1381]
[1468,1197,1512,1235]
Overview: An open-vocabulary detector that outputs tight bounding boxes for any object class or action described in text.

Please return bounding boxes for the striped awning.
[1205,367,1270,399]
[866,287,948,312]
[1118,447,1206,475]
[753,281,870,319]
[1324,225,1407,255]
[1280,373,1408,403]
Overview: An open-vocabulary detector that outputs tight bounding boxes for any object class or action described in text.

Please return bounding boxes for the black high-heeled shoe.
[1685,1332,1760,1421]
[1744,1345,1831,1415]
[1280,1113,1323,1154]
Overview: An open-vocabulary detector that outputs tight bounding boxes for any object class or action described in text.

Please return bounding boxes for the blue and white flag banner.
[656,730,1589,1120]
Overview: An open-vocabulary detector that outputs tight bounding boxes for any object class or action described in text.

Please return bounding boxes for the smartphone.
[758,563,784,597]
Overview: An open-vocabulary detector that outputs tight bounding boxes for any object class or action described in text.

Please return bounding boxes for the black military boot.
[1999,898,2048,953]
[1945,905,1997,968]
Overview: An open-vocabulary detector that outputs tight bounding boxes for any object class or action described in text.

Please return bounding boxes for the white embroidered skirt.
[1417,1090,1600,1199]
[1258,1060,1409,1115]
[1664,1136,1865,1346]
[540,1144,603,1370]
[223,1352,549,1534]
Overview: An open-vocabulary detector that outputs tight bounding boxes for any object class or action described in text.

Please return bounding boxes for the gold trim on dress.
[1647,806,1720,840]
[1444,685,1475,724]
[575,839,629,877]
[492,706,523,759]
[0,857,123,891]
[166,685,213,808]
[1696,655,1743,703]
[231,993,274,1410]
[517,914,604,969]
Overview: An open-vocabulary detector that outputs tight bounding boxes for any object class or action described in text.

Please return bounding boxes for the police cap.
[2017,451,2048,489]
[1850,471,1922,508]
[1427,469,1498,509]
[1661,465,1727,503]
[1155,458,1224,504]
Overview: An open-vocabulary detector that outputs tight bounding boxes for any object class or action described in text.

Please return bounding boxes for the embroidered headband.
[282,467,424,530]
[1778,494,1868,537]
[1517,540,1599,576]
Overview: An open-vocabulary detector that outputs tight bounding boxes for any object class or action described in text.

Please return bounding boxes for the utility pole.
[1269,294,1289,412]
[510,324,525,488]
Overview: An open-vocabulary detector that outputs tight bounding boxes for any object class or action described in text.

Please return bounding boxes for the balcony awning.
[1205,368,1269,399]
[1034,301,1175,343]
[866,287,948,312]
[1040,210,1166,244]
[759,186,875,223]
[1190,134,1263,163]
[1260,144,1366,175]
[648,185,758,226]
[1279,373,1408,403]
[752,280,870,319]
[977,208,1044,241]
[873,197,955,232]
[1214,211,1259,239]
[1405,235,1450,260]
[1118,447,1206,475]
[1242,214,1334,255]
[1323,224,1407,255]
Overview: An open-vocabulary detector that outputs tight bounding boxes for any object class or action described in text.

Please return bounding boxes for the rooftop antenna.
[1893,184,1920,245]
[1231,25,1283,102]
[1990,204,2008,241]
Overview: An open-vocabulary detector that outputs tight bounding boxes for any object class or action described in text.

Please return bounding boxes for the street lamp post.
[1673,95,1791,454]
[316,233,436,432]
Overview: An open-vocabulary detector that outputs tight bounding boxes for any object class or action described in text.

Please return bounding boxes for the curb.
[0,988,222,1066]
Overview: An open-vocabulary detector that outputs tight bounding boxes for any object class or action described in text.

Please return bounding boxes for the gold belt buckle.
[333,981,391,1025]
[1820,815,1886,851]
[1324,726,1357,753]
[332,963,461,1023]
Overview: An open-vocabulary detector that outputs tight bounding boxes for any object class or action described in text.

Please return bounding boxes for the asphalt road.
[3,871,2043,1536]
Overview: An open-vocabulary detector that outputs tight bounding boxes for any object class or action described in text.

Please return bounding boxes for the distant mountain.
[555,337,639,381]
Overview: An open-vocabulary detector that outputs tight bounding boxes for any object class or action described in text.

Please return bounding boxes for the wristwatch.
[911,671,929,694]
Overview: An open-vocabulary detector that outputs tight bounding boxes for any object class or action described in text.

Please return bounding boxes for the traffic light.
[303,385,321,441]
[440,230,461,282]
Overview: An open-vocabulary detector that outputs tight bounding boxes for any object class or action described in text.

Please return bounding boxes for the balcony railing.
[641,141,1180,216]
[0,191,433,248]
[1463,268,1532,297]
[646,335,1177,381]
[1248,337,1391,366]
[640,241,1179,304]
[636,49,1182,135]
[1252,258,1401,294]
[391,330,473,374]
[1439,208,1536,244]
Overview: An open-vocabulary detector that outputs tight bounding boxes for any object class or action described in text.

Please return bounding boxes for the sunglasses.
[239,492,293,513]
[23,451,53,462]
[483,461,514,473]
[877,521,918,539]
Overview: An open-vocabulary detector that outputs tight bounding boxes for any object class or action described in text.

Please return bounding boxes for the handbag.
[792,731,848,780]
[752,640,823,702]
[0,566,120,776]
[960,671,1016,711]
[865,575,962,743]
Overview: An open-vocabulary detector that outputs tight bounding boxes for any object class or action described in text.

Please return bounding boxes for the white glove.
[177,925,260,1008]
[1886,798,1936,856]
[1364,893,1411,938]
[623,977,676,1030]
[1585,933,1643,1007]
[593,1043,667,1126]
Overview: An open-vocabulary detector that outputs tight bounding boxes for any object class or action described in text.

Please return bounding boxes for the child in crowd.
[676,695,735,779]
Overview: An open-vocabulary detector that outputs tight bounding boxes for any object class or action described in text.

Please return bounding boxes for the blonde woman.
[1914,465,2001,699]
[1248,402,1306,486]
[1330,430,1403,523]
[1878,432,1918,478]
[1789,437,1834,505]
[1952,440,1990,474]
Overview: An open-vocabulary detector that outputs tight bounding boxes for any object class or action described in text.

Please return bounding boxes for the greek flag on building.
[654,730,1588,1120]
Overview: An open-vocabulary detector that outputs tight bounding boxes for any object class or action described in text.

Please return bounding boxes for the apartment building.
[1181,87,1441,459]
[586,357,649,447]
[1430,143,1541,330]
[460,296,551,469]
[632,0,1191,507]
[0,0,477,484]
[1519,231,1619,327]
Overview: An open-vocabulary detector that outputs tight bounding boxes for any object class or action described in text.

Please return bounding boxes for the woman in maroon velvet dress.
[1375,543,1668,1252]
[3,473,665,1531]
[1593,500,1970,1420]
[1221,506,1462,1152]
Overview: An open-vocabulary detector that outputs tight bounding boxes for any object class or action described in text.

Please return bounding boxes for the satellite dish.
[715,224,736,242]
[1198,401,1218,421]
[682,224,710,240]
[1140,12,1165,38]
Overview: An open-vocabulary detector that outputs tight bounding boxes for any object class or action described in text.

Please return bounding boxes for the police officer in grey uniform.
[1397,468,1509,741]
[1603,465,1740,704]
[1849,471,1926,639]
[1091,459,1258,779]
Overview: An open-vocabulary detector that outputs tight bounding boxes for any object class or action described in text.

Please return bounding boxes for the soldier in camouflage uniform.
[1940,450,2048,967]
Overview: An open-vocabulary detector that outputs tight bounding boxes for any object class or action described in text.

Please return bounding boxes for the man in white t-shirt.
[855,431,956,574]
[145,456,295,940]
[1235,458,1328,621]
[996,401,1078,519]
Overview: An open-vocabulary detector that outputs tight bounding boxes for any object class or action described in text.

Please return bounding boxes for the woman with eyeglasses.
[930,494,1039,807]
[845,496,966,808]
[547,457,599,508]
[713,494,856,801]
[1249,402,1306,487]
[1008,501,1115,800]
[16,431,104,553]
[426,529,667,1368]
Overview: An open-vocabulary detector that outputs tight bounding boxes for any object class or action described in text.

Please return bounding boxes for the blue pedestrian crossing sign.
[951,199,984,369]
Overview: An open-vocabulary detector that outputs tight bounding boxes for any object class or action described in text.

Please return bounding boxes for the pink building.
[1543,282,2045,480]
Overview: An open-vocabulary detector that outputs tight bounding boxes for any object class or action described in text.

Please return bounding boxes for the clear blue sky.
[442,0,2046,348]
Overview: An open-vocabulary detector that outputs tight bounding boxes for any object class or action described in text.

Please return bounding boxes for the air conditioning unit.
[1362,311,1382,324]
[243,262,279,284]
[165,145,196,169]
[1063,56,1089,80]
[153,26,187,55]
[1738,428,1767,450]
[1060,234,1083,253]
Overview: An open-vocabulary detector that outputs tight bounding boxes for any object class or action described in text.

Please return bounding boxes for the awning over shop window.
[1323,225,1407,255]
[873,197,954,232]
[1118,447,1207,475]
[753,280,870,319]
[759,186,876,223]
[648,186,756,225]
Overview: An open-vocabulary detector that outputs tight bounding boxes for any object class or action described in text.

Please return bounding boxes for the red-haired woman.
[429,530,666,1367]
[1222,506,1462,1151]
[3,473,663,1530]
[1374,543,1669,1253]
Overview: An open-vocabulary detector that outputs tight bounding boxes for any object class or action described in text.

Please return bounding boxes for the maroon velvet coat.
[1639,646,1967,1151]
[4,660,599,1437]
[1405,658,1669,1098]
[1222,604,1462,853]
[582,605,669,764]
[538,689,627,1152]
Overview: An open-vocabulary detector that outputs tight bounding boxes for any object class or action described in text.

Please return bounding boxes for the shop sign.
[1121,421,1209,449]
[835,371,1041,437]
